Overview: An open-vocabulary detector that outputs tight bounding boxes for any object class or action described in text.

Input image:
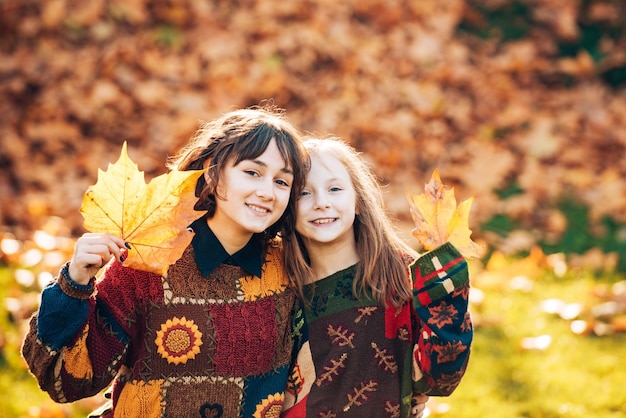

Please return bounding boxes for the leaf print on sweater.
[311,293,330,316]
[354,306,377,323]
[384,400,401,418]
[335,275,356,300]
[452,282,470,299]
[327,324,355,348]
[427,301,458,327]
[438,369,467,394]
[396,326,410,341]
[434,340,466,363]
[316,353,348,387]
[371,342,398,373]
[343,380,378,412]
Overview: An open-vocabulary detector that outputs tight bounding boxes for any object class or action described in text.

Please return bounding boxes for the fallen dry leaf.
[80,142,206,274]
[407,169,481,259]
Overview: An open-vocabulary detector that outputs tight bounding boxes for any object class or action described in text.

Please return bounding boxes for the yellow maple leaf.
[80,142,206,274]
[406,169,480,259]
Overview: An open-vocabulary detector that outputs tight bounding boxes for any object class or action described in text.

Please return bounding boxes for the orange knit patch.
[240,247,286,301]
[64,324,93,380]
[115,379,164,418]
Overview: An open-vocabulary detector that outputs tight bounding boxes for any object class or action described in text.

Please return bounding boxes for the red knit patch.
[98,261,164,332]
[212,297,278,376]
[384,304,411,340]
[89,317,126,376]
[417,292,433,307]
[282,393,308,418]
[417,325,434,375]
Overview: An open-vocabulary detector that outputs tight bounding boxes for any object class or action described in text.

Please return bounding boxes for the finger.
[107,234,129,250]
[411,394,428,418]
[78,235,127,264]
[414,394,429,403]
[92,234,127,254]
[75,243,114,267]
[102,235,130,262]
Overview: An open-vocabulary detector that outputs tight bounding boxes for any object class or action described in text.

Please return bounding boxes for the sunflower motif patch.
[155,316,203,365]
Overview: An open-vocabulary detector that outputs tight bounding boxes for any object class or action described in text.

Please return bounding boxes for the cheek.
[295,203,308,231]
[275,189,291,211]
[351,193,359,215]
[295,217,307,235]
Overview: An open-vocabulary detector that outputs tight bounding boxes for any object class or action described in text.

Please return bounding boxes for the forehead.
[308,152,350,181]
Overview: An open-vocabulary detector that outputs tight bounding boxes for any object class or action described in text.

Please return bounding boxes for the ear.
[204,159,227,199]
[202,157,211,172]
[202,158,213,186]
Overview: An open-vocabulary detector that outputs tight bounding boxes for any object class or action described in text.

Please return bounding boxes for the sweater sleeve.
[21,261,134,403]
[410,242,473,396]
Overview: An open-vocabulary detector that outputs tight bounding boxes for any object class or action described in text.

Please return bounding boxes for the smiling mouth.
[312,218,336,225]
[247,204,270,214]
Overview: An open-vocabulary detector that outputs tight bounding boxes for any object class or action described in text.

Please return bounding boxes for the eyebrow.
[250,158,294,175]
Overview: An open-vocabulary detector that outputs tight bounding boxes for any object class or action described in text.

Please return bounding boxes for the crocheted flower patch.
[254,392,284,418]
[155,316,203,365]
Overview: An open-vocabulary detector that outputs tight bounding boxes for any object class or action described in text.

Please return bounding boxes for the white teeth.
[248,204,269,213]
[313,218,335,224]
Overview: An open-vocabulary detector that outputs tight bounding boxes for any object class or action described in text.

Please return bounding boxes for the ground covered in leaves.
[1,3,626,416]
[2,0,626,272]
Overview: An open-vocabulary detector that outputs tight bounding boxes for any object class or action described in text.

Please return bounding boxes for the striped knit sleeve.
[410,242,473,396]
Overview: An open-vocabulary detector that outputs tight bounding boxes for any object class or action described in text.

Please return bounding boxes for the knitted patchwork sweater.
[282,243,472,418]
[22,220,298,418]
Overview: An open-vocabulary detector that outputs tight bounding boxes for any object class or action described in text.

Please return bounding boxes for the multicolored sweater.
[281,242,472,418]
[22,218,298,417]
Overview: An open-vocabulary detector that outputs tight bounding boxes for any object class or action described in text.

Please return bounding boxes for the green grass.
[0,267,97,418]
[432,265,626,418]
[1,262,625,417]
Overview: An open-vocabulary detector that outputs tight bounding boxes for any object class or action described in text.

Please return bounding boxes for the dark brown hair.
[167,105,309,241]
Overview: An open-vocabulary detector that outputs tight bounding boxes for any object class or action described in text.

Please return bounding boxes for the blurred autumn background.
[1,0,625,417]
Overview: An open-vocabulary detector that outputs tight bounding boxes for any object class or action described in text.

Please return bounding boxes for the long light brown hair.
[282,137,417,308]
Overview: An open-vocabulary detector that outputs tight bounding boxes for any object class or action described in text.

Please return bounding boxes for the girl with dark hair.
[23,106,309,417]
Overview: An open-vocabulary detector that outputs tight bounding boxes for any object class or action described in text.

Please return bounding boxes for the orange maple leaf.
[406,169,480,259]
[80,142,206,274]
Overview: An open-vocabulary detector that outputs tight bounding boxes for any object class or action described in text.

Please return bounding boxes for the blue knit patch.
[37,282,88,351]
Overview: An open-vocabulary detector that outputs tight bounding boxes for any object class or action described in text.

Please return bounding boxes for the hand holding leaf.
[80,142,206,274]
[406,169,480,259]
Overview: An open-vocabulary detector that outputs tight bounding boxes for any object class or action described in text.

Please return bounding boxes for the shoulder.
[262,242,284,274]
[264,238,283,264]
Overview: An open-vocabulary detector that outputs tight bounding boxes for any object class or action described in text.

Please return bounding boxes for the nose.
[255,179,275,200]
[313,194,330,209]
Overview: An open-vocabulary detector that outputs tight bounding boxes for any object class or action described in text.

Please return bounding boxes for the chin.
[248,224,272,234]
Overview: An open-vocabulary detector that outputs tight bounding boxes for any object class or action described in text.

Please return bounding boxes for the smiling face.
[296,151,357,251]
[207,138,294,253]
